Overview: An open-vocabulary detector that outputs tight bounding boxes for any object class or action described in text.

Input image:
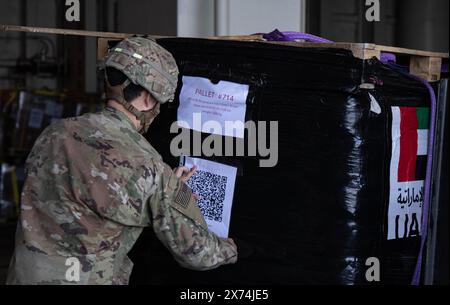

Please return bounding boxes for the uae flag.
[388,106,429,240]
[397,107,429,182]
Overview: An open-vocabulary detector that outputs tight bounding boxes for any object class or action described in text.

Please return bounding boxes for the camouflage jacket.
[6,107,237,285]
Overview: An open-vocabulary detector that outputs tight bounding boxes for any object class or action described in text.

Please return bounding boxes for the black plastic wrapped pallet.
[128,38,431,284]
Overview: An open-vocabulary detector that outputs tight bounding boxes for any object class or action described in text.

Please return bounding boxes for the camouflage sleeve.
[147,158,237,271]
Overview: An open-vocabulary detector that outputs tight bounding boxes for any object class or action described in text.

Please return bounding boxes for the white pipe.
[215,0,229,36]
[177,0,215,37]
[299,0,306,32]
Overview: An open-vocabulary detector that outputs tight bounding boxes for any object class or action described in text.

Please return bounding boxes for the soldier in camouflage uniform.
[6,36,237,285]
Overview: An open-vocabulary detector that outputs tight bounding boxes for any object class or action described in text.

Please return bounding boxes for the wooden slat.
[372,44,448,60]
[208,36,449,59]
[255,41,449,60]
[3,25,447,60]
[207,34,264,41]
[206,37,448,81]
[1,24,134,39]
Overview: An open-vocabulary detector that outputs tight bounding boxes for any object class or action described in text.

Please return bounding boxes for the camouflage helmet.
[104,36,179,104]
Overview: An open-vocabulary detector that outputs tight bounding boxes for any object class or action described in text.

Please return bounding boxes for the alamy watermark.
[64,1,379,24]
[65,0,80,22]
[365,257,380,282]
[170,114,279,168]
[365,0,380,22]
[65,257,80,282]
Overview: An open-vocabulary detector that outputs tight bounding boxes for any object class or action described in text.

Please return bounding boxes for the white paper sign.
[178,76,249,138]
[184,156,237,238]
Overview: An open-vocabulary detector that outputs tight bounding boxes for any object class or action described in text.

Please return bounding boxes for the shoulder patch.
[174,183,191,209]
[170,182,208,230]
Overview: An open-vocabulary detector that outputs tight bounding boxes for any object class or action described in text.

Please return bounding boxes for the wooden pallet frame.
[207,34,449,82]
[98,34,448,82]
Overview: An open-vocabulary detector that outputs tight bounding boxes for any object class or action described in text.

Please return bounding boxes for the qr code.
[186,170,227,222]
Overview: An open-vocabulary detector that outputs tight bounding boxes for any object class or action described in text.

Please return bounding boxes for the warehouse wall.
[0,1,20,89]
[0,0,57,90]
[217,0,305,35]
[315,0,396,45]
[0,0,179,92]
[397,0,449,53]
[115,0,177,35]
[176,0,306,37]
[177,0,215,37]
[84,0,97,93]
[308,0,448,52]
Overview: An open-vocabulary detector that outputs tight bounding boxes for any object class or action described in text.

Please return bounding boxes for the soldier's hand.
[174,165,198,183]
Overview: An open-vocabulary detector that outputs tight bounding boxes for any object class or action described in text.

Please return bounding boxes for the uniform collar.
[104,106,138,131]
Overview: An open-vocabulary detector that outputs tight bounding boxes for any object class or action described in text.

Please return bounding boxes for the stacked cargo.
[125,37,446,285]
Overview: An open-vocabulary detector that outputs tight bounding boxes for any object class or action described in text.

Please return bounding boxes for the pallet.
[1,25,448,82]
[207,34,449,82]
[283,43,447,82]
[98,34,448,82]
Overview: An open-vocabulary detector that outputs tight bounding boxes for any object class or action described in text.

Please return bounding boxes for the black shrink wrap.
[128,38,430,285]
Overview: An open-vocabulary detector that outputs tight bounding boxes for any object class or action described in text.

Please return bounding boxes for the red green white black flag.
[388,106,429,240]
